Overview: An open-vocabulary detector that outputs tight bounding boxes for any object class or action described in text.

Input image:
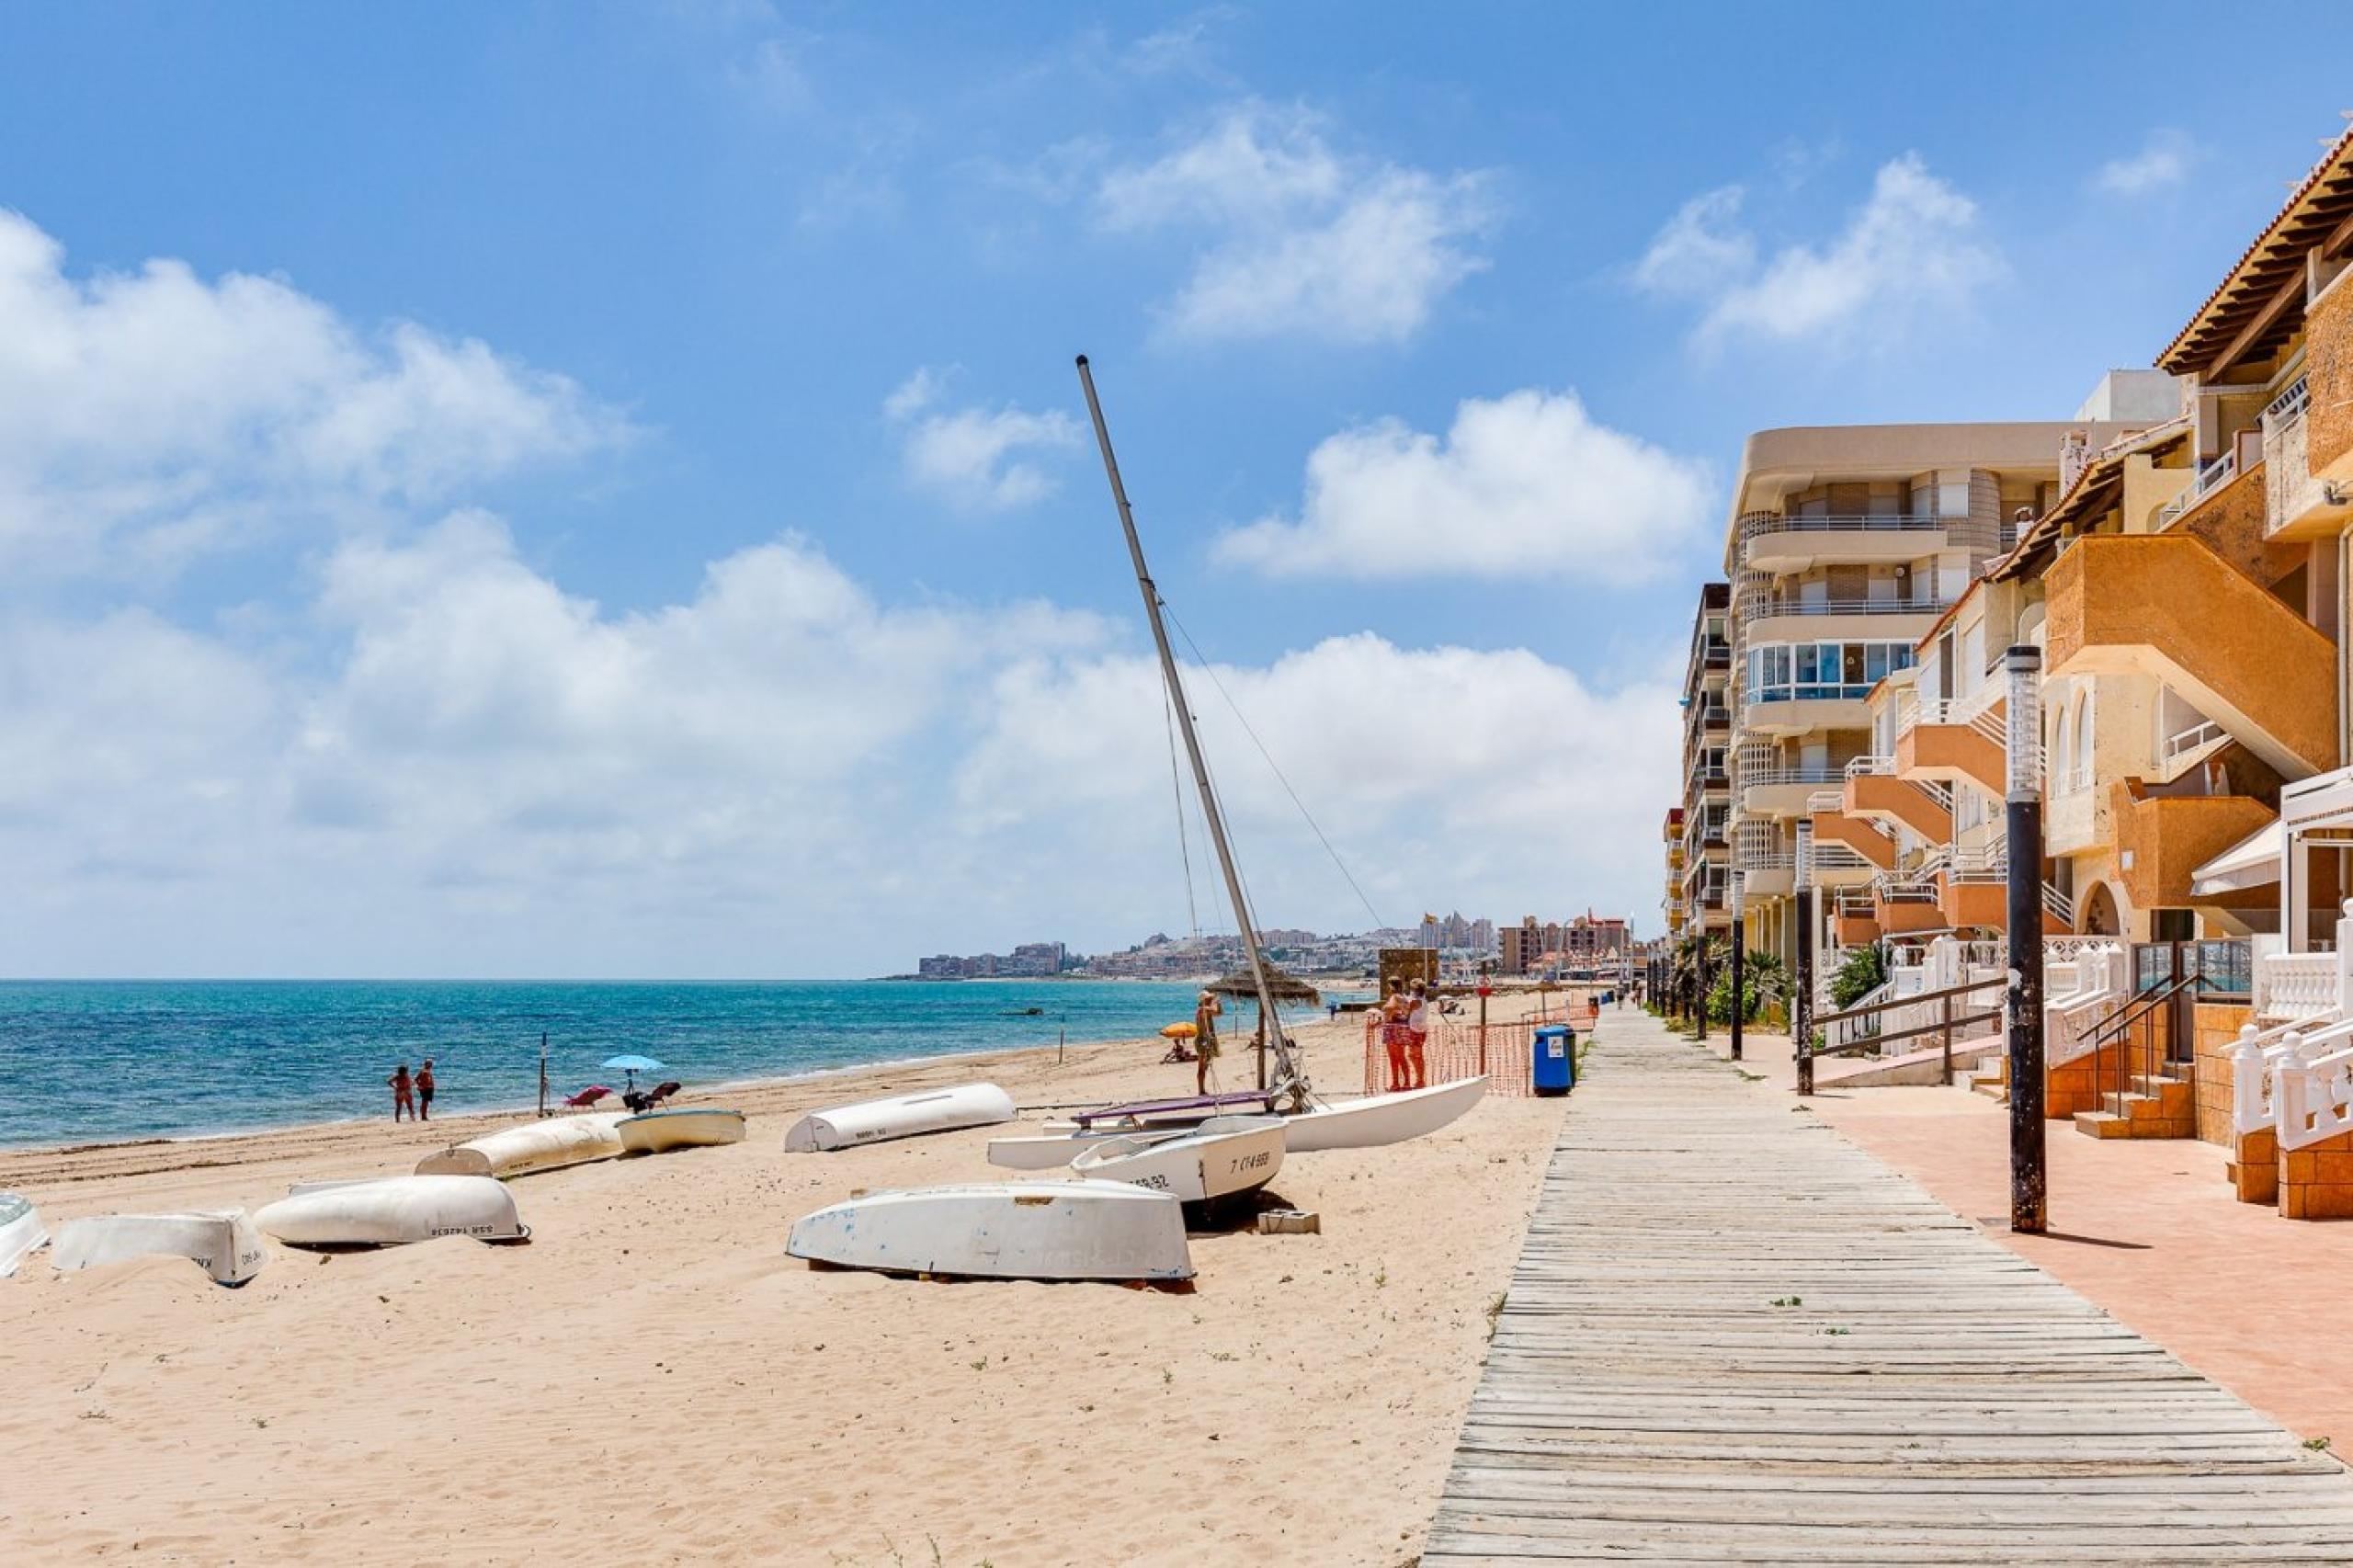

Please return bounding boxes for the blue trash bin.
[1533,1024,1574,1096]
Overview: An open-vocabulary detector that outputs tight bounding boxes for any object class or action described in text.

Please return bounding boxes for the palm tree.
[1709,948,1790,1025]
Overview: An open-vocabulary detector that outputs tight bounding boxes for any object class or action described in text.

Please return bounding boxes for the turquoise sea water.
[0,979,1341,1151]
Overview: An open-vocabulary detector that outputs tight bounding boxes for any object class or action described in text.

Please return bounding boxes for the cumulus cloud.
[1097,103,1495,346]
[0,209,627,581]
[2095,130,2196,196]
[883,368,1081,512]
[1213,389,1712,583]
[1635,153,2003,349]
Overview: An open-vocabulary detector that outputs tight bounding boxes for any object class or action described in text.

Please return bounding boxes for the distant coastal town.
[907,909,1634,981]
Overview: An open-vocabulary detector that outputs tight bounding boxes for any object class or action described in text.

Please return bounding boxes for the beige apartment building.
[1722,421,2143,969]
[1668,583,1731,943]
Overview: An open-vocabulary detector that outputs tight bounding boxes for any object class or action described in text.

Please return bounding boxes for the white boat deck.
[1424,1008,2353,1564]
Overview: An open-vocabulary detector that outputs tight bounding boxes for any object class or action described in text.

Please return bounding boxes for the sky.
[3,2,2350,978]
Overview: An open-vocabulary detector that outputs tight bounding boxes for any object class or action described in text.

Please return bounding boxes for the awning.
[2191,819,2285,897]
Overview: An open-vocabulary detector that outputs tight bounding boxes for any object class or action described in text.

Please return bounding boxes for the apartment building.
[1674,583,1732,943]
[1721,423,2131,969]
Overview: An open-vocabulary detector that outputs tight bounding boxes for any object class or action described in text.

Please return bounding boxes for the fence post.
[1940,991,1953,1083]
[1729,872,1746,1062]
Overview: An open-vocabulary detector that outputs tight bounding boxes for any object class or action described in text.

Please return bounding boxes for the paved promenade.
[1424,1008,2353,1564]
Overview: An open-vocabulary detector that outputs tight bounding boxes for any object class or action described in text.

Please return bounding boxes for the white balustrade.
[2275,1030,2353,1153]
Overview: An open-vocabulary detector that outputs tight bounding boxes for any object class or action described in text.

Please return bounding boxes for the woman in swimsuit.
[388,1063,415,1122]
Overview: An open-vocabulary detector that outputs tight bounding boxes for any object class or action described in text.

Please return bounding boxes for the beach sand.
[0,993,1572,1566]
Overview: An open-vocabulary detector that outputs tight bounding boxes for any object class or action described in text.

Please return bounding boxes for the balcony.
[1738,595,1947,647]
[2046,768,2104,857]
[2264,375,2353,540]
[2043,533,2336,778]
[1894,699,2009,793]
[1808,802,1897,870]
[1738,510,1947,574]
[1739,765,1846,819]
[1870,877,1946,937]
[2111,780,2278,914]
[1740,691,1873,737]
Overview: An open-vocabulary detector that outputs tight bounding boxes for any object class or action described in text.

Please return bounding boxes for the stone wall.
[2180,462,2307,596]
[2192,1001,2252,1146]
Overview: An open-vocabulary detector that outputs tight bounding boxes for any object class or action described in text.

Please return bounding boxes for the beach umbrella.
[1205,967,1321,1006]
[602,1053,665,1090]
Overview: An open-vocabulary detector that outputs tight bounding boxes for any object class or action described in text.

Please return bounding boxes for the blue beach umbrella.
[602,1053,665,1090]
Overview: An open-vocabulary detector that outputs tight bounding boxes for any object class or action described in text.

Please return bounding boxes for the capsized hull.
[1282,1076,1488,1152]
[619,1108,747,1154]
[784,1082,1016,1153]
[0,1191,45,1278]
[256,1176,526,1247]
[415,1112,628,1179]
[787,1179,1192,1281]
[50,1210,266,1286]
[1068,1116,1286,1204]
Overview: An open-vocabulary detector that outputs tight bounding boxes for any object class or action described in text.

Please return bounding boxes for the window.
[1746,642,1915,704]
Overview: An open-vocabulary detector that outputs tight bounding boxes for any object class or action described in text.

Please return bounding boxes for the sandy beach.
[0,995,1571,1566]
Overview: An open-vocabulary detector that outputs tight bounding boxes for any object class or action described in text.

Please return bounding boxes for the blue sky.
[2,3,2348,976]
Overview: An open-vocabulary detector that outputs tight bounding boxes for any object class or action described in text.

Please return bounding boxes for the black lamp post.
[2004,645,2048,1235]
[1729,871,1745,1062]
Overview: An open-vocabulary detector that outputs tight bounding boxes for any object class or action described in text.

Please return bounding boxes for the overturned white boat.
[787,1179,1192,1282]
[50,1210,266,1286]
[1069,1115,1285,1205]
[256,1175,527,1248]
[783,1082,1015,1153]
[415,1111,628,1179]
[0,1190,45,1278]
[1282,1076,1488,1152]
[618,1107,746,1154]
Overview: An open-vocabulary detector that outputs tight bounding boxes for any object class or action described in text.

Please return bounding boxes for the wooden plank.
[1422,1009,2353,1563]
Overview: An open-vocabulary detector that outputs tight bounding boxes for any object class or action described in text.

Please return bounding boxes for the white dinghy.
[987,1127,1145,1170]
[50,1210,266,1286]
[618,1107,747,1154]
[783,1082,1015,1153]
[0,1190,45,1278]
[1068,1115,1285,1205]
[1281,1076,1488,1152]
[256,1176,527,1248]
[415,1111,628,1179]
[787,1179,1192,1282]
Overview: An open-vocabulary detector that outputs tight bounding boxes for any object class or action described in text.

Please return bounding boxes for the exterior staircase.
[2072,1070,2197,1139]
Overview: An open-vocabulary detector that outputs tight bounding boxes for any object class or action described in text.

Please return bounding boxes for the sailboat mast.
[1074,356,1304,1107]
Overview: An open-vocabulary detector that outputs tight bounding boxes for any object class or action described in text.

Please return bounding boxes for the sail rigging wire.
[1160,600,1387,933]
[1160,678,1202,939]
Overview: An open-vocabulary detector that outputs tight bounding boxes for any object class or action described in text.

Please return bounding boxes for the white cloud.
[883,368,1080,512]
[1214,389,1712,584]
[1636,153,2003,349]
[1097,103,1495,346]
[0,209,626,582]
[2095,130,2195,196]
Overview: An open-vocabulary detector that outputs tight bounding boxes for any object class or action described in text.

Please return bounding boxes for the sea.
[0,979,1351,1152]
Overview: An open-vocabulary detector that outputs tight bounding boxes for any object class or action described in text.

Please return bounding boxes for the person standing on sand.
[1193,990,1222,1096]
[1380,979,1410,1092]
[416,1058,437,1121]
[1405,982,1430,1091]
[388,1063,415,1122]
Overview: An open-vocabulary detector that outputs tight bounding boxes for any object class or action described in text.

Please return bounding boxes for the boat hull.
[1283,1075,1487,1151]
[787,1179,1192,1281]
[50,1210,266,1286]
[784,1082,1016,1153]
[985,1128,1141,1170]
[1068,1117,1286,1204]
[415,1112,628,1179]
[618,1108,747,1154]
[256,1176,526,1247]
[0,1191,44,1278]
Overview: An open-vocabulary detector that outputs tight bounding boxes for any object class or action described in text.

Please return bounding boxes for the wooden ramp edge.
[1423,1008,2353,1565]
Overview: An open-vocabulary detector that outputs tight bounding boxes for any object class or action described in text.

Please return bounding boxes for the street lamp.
[2004,645,2047,1235]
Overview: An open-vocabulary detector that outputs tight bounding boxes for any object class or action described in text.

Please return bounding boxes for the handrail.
[1817,974,2003,1025]
[2081,972,2198,1056]
[1743,512,1943,537]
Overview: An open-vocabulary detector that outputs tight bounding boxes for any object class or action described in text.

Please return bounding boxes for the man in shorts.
[416,1058,437,1121]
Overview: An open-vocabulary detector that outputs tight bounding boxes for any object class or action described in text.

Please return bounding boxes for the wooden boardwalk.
[1425,1008,2353,1564]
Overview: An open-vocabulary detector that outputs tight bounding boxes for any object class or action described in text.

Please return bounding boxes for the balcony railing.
[2263,374,2311,430]
[1741,766,1846,789]
[1746,684,1880,706]
[1740,510,1942,541]
[1739,595,1946,620]
[2162,718,2227,766]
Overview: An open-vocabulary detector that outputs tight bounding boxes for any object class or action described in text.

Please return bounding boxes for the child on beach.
[388,1064,415,1122]
[416,1059,437,1121]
